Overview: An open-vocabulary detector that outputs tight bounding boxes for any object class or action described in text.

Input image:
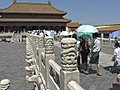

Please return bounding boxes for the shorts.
[89,52,99,64]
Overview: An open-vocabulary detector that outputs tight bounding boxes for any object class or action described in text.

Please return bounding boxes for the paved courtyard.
[0,41,120,90]
[0,42,33,90]
[79,51,119,90]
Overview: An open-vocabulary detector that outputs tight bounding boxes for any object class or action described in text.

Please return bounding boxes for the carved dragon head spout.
[0,79,10,90]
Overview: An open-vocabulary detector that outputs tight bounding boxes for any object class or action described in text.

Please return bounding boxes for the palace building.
[95,24,120,38]
[0,1,71,33]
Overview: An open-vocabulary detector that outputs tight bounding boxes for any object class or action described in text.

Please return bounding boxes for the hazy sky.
[0,0,120,25]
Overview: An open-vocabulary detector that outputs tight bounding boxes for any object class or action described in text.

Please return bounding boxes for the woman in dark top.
[79,38,90,74]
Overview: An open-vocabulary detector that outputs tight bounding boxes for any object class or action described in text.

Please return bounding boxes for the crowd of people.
[30,29,57,39]
[29,29,75,41]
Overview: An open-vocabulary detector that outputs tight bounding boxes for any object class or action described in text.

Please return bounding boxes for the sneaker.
[84,71,89,75]
[96,73,102,76]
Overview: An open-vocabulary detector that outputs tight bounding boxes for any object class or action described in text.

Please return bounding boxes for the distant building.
[66,22,81,32]
[95,24,120,38]
[0,1,71,33]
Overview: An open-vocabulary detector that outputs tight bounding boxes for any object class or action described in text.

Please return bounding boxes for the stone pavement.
[79,51,117,90]
[79,48,120,90]
[0,41,120,90]
[0,42,33,90]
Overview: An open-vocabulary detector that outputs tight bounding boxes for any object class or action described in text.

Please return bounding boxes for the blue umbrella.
[109,29,120,38]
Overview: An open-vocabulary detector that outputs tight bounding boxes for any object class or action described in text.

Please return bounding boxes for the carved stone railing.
[26,34,84,90]
[26,34,46,90]
[68,81,84,90]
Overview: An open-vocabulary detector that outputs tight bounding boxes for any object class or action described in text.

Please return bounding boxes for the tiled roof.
[0,18,71,23]
[67,22,81,28]
[0,1,66,15]
[95,24,120,32]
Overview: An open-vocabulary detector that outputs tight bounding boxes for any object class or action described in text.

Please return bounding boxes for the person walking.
[114,37,119,48]
[79,38,90,74]
[87,32,102,76]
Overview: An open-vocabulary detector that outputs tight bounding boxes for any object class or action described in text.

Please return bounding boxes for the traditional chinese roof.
[0,1,66,15]
[95,24,120,32]
[0,18,70,23]
[67,22,81,28]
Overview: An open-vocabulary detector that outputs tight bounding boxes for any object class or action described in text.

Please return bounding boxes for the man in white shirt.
[87,32,102,76]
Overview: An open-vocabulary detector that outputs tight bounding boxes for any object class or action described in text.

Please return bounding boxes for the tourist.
[111,42,120,74]
[50,30,56,39]
[79,37,90,74]
[87,32,102,76]
[77,38,81,67]
[72,33,77,40]
[114,37,119,48]
[39,30,44,36]
[56,31,61,41]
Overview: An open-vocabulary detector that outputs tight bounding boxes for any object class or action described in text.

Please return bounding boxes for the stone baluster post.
[30,36,37,60]
[60,38,80,90]
[38,35,45,72]
[35,36,39,60]
[44,36,55,89]
[33,36,37,59]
